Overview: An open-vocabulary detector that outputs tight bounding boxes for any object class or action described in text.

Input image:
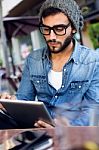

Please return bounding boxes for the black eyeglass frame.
[39,23,71,36]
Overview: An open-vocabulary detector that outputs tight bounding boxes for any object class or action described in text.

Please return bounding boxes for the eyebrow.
[41,23,70,27]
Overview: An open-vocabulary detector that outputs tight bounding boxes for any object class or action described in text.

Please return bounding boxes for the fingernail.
[34,123,38,127]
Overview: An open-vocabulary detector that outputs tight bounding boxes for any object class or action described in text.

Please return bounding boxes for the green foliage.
[0,58,3,67]
[88,23,99,49]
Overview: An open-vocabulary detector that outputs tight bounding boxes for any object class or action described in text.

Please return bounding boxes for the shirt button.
[37,80,40,83]
[55,95,58,99]
[79,85,81,88]
[64,69,66,72]
[62,85,64,88]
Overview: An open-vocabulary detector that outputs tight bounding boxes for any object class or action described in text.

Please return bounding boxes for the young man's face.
[41,12,76,53]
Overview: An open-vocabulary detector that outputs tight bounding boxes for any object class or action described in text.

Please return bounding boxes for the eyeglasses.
[39,23,71,36]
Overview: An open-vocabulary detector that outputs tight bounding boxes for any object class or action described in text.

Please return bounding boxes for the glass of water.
[89,104,99,126]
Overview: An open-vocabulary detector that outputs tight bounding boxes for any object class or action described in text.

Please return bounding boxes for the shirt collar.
[70,39,81,64]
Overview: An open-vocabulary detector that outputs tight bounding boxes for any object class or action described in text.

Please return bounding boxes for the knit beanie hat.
[39,0,84,32]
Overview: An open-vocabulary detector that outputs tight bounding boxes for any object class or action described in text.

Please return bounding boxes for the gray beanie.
[39,0,84,31]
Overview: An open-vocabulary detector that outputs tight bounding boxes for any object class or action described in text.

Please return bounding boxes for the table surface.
[0,126,99,150]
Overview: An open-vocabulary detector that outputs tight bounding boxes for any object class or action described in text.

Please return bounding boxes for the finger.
[10,95,16,100]
[0,92,16,100]
[35,120,54,128]
[0,103,4,109]
[0,92,11,99]
[34,122,41,128]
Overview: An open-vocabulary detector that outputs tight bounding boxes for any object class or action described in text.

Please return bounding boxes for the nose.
[49,30,56,40]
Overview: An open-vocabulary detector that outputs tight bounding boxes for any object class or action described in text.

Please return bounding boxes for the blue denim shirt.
[16,40,99,126]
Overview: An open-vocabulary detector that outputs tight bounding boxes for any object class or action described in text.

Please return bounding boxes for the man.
[1,0,99,128]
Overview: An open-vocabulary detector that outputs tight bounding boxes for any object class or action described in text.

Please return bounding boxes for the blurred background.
[0,0,99,94]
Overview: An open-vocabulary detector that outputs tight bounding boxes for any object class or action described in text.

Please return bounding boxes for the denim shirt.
[16,40,99,126]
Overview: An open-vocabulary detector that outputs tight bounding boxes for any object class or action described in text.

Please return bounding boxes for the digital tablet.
[0,99,54,128]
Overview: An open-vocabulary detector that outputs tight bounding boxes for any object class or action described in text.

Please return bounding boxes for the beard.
[46,34,73,54]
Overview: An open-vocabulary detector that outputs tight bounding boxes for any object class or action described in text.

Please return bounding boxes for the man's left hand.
[34,120,54,128]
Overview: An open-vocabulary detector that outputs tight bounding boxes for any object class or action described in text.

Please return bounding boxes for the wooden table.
[0,127,99,150]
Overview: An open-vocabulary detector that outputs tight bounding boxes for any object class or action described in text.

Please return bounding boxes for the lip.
[48,42,58,47]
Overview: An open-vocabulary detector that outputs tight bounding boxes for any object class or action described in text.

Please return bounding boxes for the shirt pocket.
[30,75,47,91]
[67,80,89,94]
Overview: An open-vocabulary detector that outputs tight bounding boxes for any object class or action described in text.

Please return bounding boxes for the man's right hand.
[0,92,16,109]
[0,92,16,100]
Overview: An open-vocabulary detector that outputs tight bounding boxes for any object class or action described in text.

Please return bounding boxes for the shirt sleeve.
[16,57,36,101]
